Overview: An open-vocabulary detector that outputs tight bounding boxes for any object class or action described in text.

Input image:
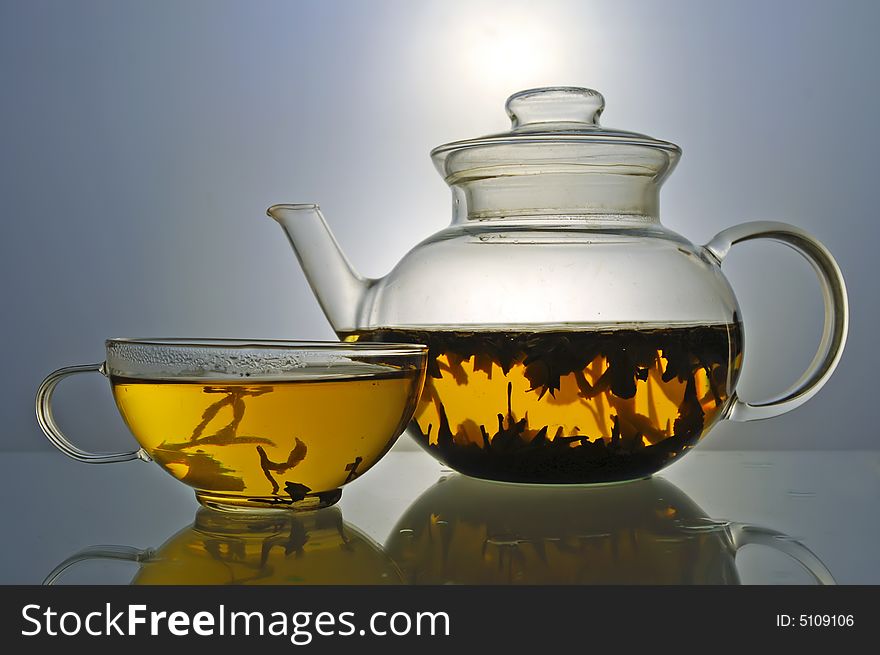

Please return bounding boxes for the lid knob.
[506,87,605,129]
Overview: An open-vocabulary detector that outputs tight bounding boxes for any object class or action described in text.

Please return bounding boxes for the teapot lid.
[431,87,681,184]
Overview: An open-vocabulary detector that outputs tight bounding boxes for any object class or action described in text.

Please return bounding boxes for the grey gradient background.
[1,0,877,453]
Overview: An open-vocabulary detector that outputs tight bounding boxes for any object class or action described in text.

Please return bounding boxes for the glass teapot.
[267,87,848,484]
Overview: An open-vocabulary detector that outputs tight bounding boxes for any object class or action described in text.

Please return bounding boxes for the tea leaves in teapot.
[346,325,742,483]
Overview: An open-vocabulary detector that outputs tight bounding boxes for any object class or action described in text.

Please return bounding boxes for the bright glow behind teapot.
[267,87,848,484]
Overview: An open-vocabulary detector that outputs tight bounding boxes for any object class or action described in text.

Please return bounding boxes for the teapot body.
[345,217,744,484]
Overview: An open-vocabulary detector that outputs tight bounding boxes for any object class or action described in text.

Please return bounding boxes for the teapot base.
[195,488,343,513]
[449,469,655,488]
[417,431,685,485]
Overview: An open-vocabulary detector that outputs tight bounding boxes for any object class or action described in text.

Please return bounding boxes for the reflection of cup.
[45,506,402,585]
[386,475,835,585]
[36,339,427,511]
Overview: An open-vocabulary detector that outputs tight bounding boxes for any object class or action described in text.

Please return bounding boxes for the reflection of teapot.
[385,474,835,584]
[45,507,401,585]
[267,87,848,484]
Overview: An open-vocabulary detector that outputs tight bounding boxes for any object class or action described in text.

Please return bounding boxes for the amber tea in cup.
[36,339,427,511]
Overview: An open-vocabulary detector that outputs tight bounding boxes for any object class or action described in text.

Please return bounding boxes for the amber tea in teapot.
[346,324,741,483]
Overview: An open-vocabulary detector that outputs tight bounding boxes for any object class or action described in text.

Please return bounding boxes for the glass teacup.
[36,339,428,511]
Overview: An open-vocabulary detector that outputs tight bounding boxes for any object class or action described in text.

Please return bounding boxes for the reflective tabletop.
[2,445,877,585]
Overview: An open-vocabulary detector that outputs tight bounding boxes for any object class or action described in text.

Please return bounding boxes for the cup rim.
[105,337,428,356]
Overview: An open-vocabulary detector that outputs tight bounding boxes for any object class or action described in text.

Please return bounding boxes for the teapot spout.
[266,204,370,334]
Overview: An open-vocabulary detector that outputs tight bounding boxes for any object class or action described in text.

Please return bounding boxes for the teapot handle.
[703,222,848,422]
[42,545,153,585]
[728,523,836,585]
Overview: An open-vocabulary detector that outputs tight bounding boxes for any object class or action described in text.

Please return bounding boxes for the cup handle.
[42,545,154,585]
[35,363,151,463]
[703,222,849,421]
[728,522,836,585]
